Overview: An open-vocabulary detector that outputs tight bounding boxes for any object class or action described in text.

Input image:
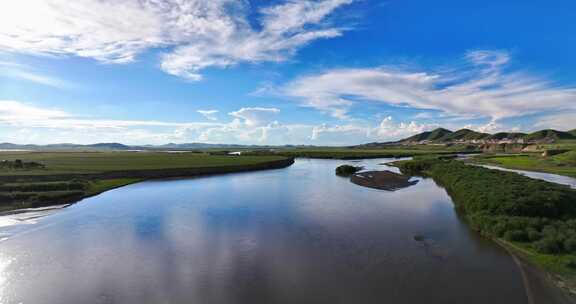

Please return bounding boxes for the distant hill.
[487,132,526,140]
[401,128,453,142]
[525,129,575,141]
[0,142,134,151]
[442,129,490,141]
[85,143,132,150]
[400,128,492,143]
[0,142,303,151]
[355,127,576,148]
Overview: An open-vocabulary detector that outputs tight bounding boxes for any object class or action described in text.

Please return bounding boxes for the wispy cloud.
[534,112,576,131]
[197,110,219,121]
[0,0,353,81]
[0,60,71,88]
[229,107,280,127]
[0,100,216,130]
[280,50,576,121]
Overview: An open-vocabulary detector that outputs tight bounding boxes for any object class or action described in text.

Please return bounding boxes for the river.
[0,158,530,304]
[476,164,576,189]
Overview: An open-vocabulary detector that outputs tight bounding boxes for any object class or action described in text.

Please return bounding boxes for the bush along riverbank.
[335,165,363,176]
[0,157,294,213]
[395,159,576,296]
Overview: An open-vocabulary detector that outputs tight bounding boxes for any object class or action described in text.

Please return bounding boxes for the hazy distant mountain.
[441,129,490,141]
[399,128,491,143]
[0,143,39,150]
[409,128,575,143]
[524,129,575,141]
[355,127,576,148]
[486,132,527,140]
[0,142,306,151]
[86,143,132,150]
[152,143,270,149]
[0,142,133,151]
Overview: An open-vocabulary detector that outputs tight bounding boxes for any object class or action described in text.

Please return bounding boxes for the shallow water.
[0,158,528,304]
[477,164,576,189]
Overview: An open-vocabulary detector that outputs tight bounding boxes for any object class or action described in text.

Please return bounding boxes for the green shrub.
[504,230,528,242]
[335,165,362,176]
[527,228,542,242]
[534,237,561,254]
[564,238,576,253]
[564,257,576,269]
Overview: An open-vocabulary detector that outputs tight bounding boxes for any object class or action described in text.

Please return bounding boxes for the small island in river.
[350,170,418,191]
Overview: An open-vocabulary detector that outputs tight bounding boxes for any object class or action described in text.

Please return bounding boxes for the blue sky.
[0,0,575,145]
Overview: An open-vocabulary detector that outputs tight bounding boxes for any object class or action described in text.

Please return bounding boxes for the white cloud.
[465,49,510,68]
[0,100,442,145]
[281,50,576,120]
[0,60,71,88]
[412,112,435,119]
[0,100,218,130]
[229,107,280,127]
[309,116,439,145]
[197,109,219,121]
[472,120,504,134]
[0,0,352,80]
[371,116,437,139]
[534,112,576,131]
[0,0,163,63]
[0,100,69,122]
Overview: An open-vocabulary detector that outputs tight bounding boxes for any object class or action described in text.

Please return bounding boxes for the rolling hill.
[375,127,576,146]
[525,129,575,141]
[401,128,453,142]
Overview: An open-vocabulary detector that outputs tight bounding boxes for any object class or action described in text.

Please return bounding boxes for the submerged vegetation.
[396,158,576,282]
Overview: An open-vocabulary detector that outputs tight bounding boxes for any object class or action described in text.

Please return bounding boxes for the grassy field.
[0,151,288,175]
[473,152,576,177]
[243,145,478,159]
[0,151,293,212]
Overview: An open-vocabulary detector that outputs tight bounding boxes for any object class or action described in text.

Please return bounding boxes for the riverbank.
[393,158,576,302]
[496,239,576,304]
[243,147,479,159]
[0,152,294,212]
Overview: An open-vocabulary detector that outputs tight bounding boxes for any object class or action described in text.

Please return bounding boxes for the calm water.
[477,164,576,189]
[0,158,528,304]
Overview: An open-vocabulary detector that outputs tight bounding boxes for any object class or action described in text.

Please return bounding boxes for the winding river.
[0,158,538,303]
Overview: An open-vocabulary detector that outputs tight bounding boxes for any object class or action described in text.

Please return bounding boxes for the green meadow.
[0,151,292,212]
[474,151,576,178]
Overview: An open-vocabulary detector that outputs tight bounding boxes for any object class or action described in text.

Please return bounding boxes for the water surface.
[0,158,528,304]
[477,164,576,189]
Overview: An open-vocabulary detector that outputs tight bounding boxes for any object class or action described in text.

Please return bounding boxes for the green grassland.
[0,151,288,175]
[243,144,478,159]
[473,151,576,177]
[0,151,293,212]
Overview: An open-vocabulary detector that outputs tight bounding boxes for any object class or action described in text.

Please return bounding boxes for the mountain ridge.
[401,128,575,143]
